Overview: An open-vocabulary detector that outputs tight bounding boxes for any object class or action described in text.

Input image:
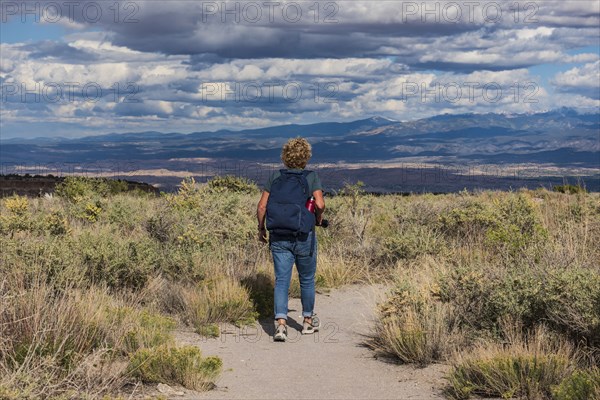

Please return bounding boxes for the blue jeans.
[270,231,317,320]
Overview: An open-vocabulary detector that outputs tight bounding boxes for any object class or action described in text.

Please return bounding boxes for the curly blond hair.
[281,137,312,169]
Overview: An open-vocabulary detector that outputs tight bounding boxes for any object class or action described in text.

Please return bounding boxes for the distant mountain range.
[2,107,599,168]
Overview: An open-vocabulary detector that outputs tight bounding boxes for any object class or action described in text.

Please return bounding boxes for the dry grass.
[370,256,463,365]
[447,323,580,400]
[372,302,461,366]
[370,190,599,398]
[0,279,140,398]
[316,252,369,288]
[180,277,257,331]
[1,177,598,398]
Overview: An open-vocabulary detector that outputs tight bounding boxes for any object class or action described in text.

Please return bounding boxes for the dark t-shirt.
[264,169,323,194]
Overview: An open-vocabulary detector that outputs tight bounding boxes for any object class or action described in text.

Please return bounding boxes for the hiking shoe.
[302,314,320,335]
[274,323,287,342]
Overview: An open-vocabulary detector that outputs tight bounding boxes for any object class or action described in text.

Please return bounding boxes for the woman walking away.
[256,137,326,342]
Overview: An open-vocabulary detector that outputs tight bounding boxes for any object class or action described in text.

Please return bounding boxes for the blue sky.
[1,0,599,138]
[1,18,66,42]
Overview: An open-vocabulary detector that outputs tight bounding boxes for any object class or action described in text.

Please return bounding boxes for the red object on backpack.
[305,196,316,213]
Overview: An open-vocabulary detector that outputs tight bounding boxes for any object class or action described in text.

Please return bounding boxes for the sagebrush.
[1,177,598,398]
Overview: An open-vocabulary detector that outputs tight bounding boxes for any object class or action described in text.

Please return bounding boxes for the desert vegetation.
[368,187,600,399]
[1,175,598,399]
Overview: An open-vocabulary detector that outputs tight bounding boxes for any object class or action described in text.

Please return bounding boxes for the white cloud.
[2,0,599,137]
[191,58,395,81]
[0,44,28,76]
[553,61,600,90]
[514,27,555,40]
[417,26,598,69]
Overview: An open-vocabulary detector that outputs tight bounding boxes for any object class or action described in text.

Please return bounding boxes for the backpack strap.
[302,170,316,256]
[309,228,316,257]
[301,169,317,255]
[302,170,313,190]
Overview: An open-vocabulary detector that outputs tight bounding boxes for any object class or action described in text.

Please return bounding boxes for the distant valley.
[2,108,598,193]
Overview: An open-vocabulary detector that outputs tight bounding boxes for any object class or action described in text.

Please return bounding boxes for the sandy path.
[173,284,446,400]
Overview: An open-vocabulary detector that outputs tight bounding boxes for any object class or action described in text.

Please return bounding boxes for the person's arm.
[257,191,269,243]
[313,189,325,225]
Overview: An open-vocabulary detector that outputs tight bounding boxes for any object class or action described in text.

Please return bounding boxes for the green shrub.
[438,200,498,240]
[0,384,21,400]
[380,225,443,262]
[185,192,255,248]
[3,194,29,215]
[196,324,220,338]
[54,176,103,201]
[145,212,175,243]
[68,198,103,223]
[166,178,203,210]
[103,196,141,230]
[176,223,208,249]
[129,345,222,391]
[155,246,207,283]
[439,193,547,254]
[0,234,83,289]
[107,307,176,353]
[83,201,103,222]
[206,175,258,194]
[162,178,255,250]
[0,195,32,235]
[553,184,587,195]
[449,354,573,399]
[43,211,70,236]
[437,264,600,344]
[553,368,600,400]
[437,265,539,334]
[55,177,129,201]
[79,232,159,289]
[542,269,600,346]
[485,194,547,254]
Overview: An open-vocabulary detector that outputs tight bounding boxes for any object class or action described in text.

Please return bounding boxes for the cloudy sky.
[1,0,599,138]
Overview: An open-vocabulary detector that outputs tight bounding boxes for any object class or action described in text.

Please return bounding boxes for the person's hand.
[258,227,268,243]
[316,215,324,226]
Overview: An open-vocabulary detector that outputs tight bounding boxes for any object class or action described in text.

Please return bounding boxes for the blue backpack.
[266,169,315,237]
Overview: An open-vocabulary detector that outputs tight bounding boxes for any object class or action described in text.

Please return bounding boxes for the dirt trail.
[174,284,446,400]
